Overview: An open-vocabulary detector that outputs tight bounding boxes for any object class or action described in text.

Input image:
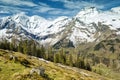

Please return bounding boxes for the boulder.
[30,67,45,77]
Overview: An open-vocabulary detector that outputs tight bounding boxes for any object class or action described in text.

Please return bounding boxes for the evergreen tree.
[69,53,73,66]
[59,48,66,64]
[23,40,28,54]
[31,41,37,56]
[10,43,14,51]
[18,42,23,53]
[36,48,41,58]
[85,63,92,71]
[48,47,54,61]
[54,53,59,63]
[41,45,45,58]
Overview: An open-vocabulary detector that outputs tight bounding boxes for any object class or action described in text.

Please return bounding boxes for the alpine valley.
[1,6,120,80]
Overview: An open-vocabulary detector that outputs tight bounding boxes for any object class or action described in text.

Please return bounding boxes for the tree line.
[0,39,91,71]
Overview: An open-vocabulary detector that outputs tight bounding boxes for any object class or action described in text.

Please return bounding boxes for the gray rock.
[39,67,45,76]
[30,67,45,77]
[9,55,18,62]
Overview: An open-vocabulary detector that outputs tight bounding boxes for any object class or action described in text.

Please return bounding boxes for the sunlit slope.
[0,49,110,80]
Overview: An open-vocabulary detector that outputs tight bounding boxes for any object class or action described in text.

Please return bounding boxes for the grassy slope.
[0,49,110,80]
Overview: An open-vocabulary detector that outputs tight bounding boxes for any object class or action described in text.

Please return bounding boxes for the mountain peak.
[75,7,99,18]
[83,6,97,10]
[30,15,48,22]
[111,6,120,14]
[13,12,28,19]
[12,13,29,25]
[53,16,69,22]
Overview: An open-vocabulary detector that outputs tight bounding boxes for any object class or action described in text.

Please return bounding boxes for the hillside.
[0,49,109,80]
[73,37,120,80]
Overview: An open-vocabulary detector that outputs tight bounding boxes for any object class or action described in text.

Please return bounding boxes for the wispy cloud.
[0,0,119,18]
[0,10,9,14]
[0,0,74,18]
[50,0,104,9]
[0,5,29,14]
[34,3,55,13]
[0,0,37,7]
[48,9,77,16]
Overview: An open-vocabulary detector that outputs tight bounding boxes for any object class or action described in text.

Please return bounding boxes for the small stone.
[9,55,14,60]
[39,67,45,76]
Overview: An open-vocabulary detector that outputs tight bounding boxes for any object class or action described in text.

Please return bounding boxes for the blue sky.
[0,0,120,19]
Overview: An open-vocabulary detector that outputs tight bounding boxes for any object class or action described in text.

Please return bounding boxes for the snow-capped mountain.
[69,7,120,46]
[75,7,120,29]
[0,13,71,46]
[0,6,120,48]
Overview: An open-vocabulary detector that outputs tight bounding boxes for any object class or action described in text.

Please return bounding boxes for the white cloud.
[0,10,9,14]
[0,5,29,14]
[0,1,53,14]
[48,9,77,17]
[35,7,54,13]
[50,0,104,9]
[34,3,55,13]
[38,2,49,7]
[0,0,105,18]
[46,0,104,17]
[0,0,37,7]
[80,1,104,9]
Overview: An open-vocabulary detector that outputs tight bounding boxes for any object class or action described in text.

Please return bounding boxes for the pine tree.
[54,53,59,63]
[69,53,73,66]
[44,52,49,60]
[41,45,45,58]
[4,39,10,50]
[23,40,28,54]
[10,43,14,51]
[59,48,66,64]
[36,48,41,58]
[18,43,23,53]
[31,42,36,56]
[11,37,17,51]
[47,47,53,61]
[85,63,92,71]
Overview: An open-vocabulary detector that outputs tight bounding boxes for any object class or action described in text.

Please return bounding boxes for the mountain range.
[0,6,120,48]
